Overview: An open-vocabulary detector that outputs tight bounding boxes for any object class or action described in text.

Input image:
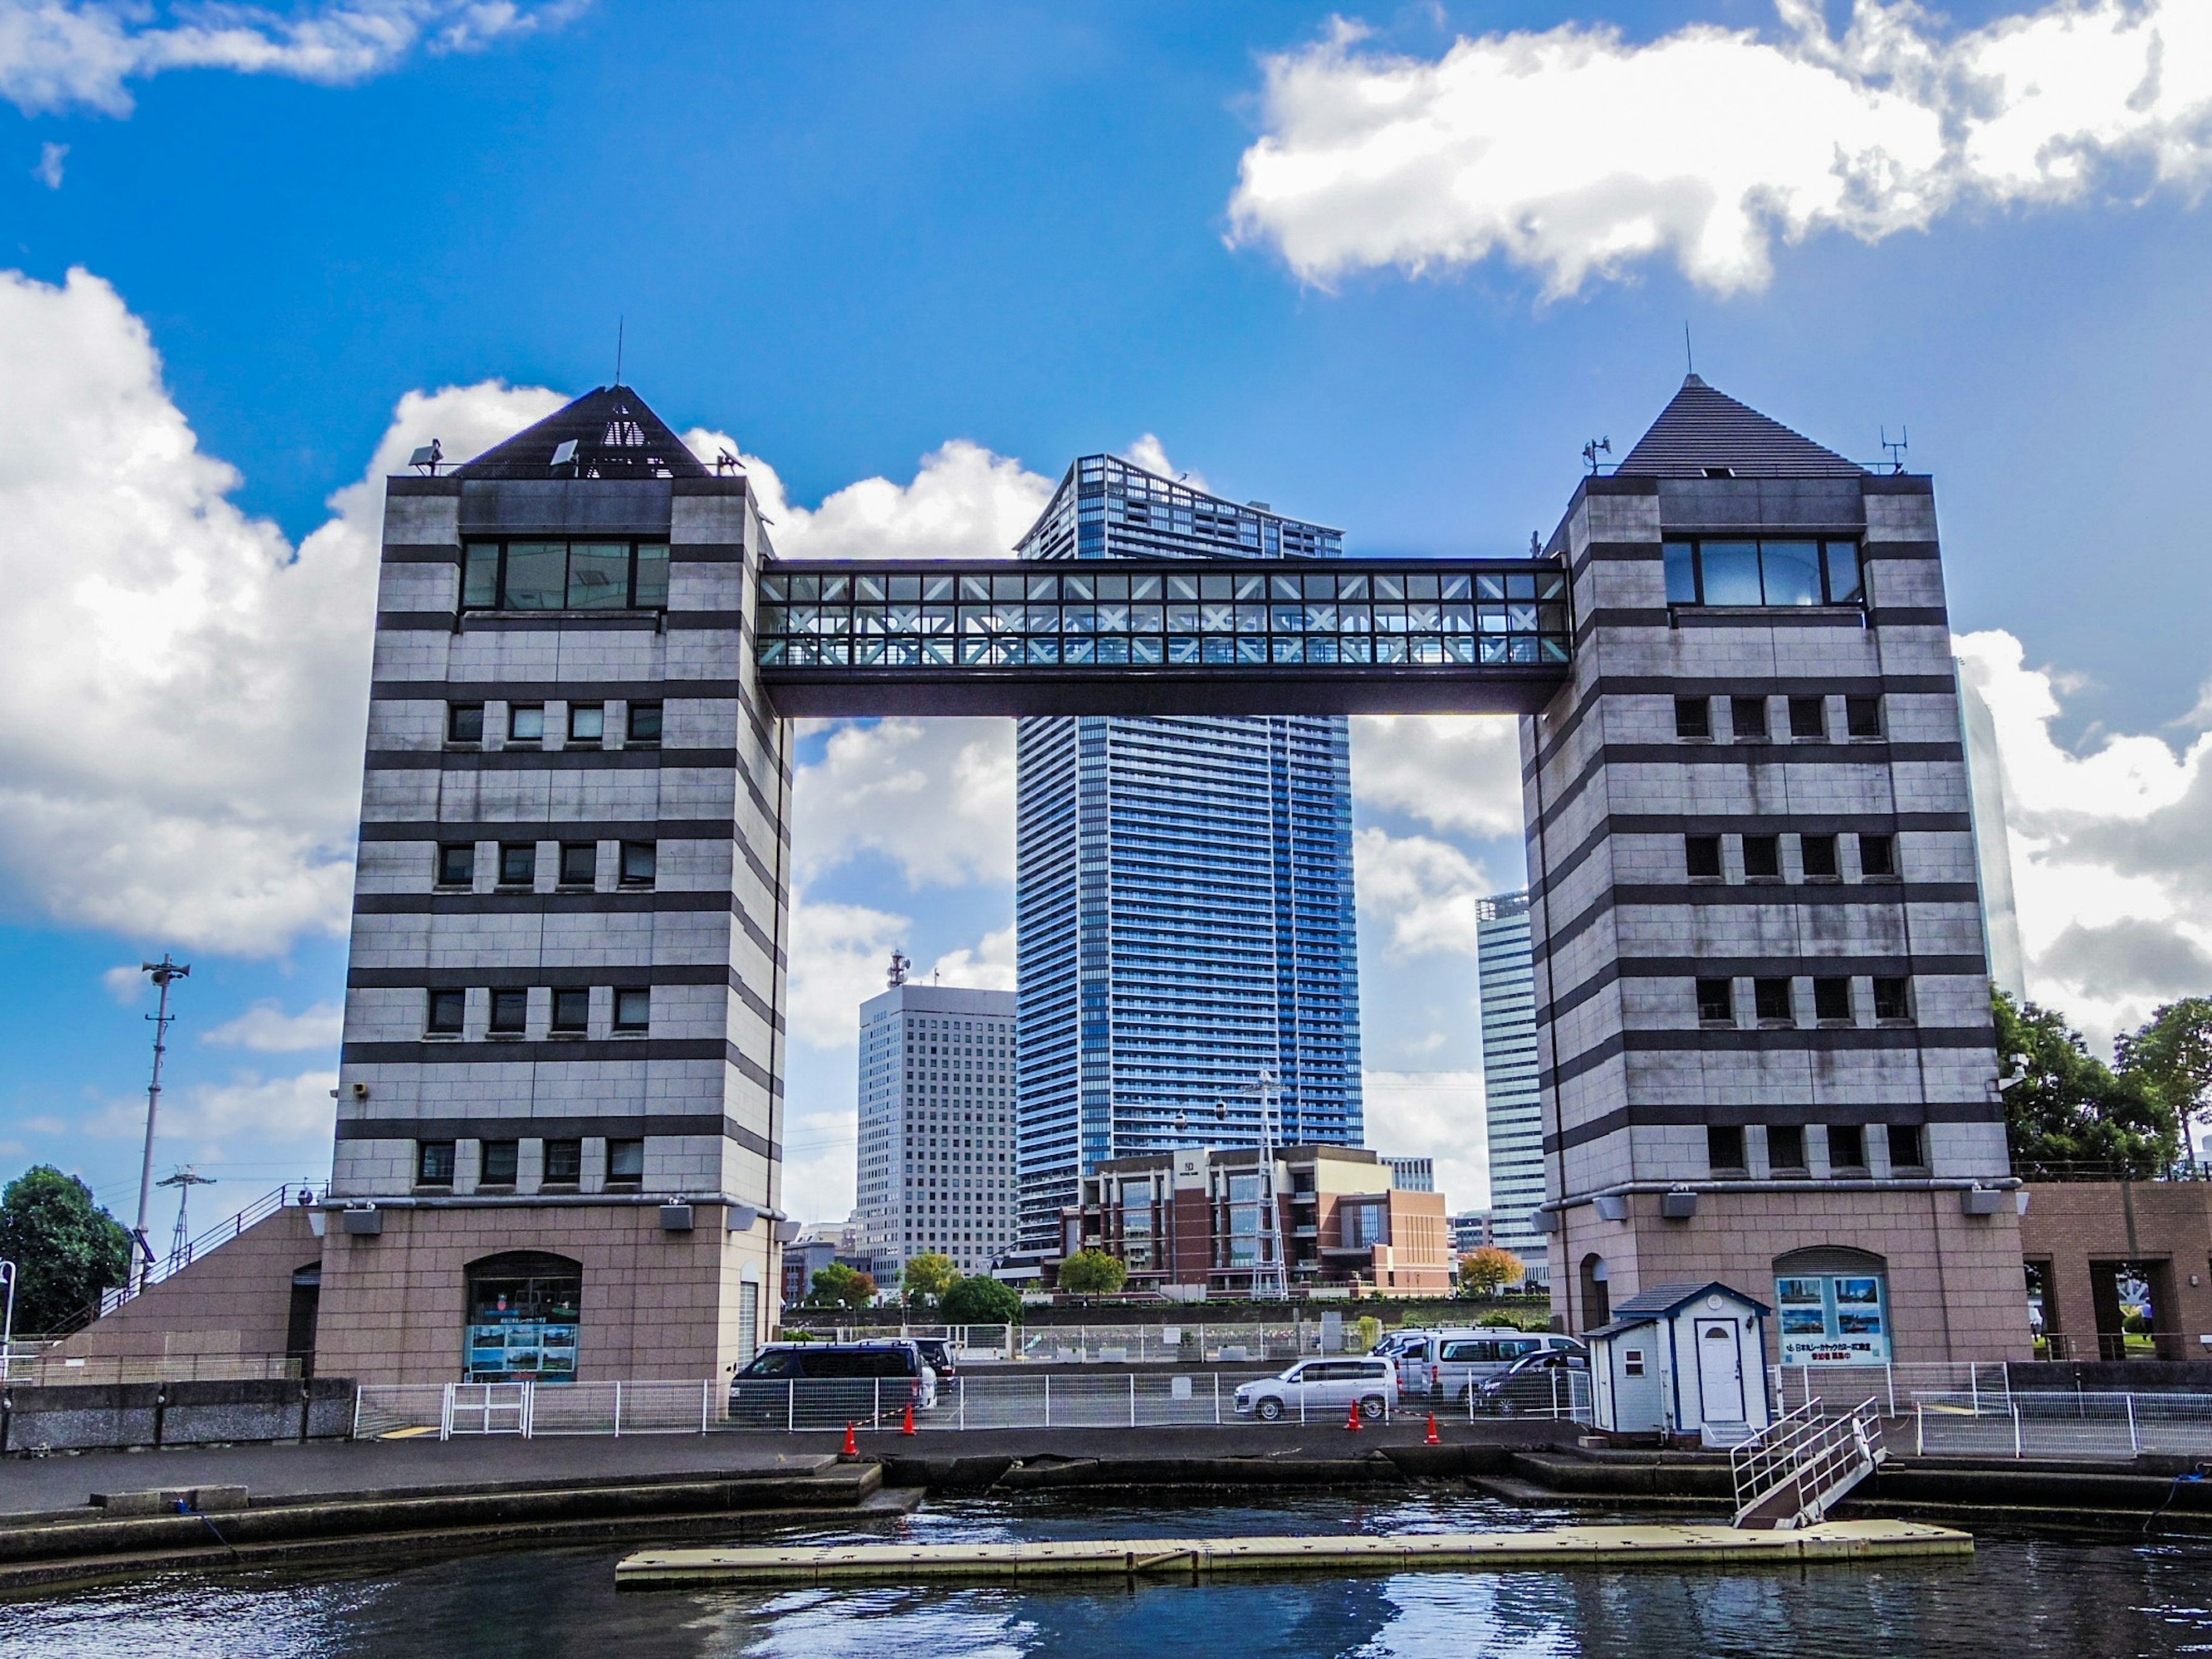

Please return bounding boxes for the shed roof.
[1587,1281,1772,1338]
[1616,374,1866,479]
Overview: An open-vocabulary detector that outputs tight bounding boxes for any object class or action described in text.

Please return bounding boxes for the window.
[448,702,484,743]
[568,703,604,743]
[1696,978,1735,1024]
[460,540,672,612]
[1801,834,1839,880]
[613,987,651,1032]
[626,701,662,745]
[1888,1123,1926,1170]
[1675,696,1711,739]
[1754,978,1794,1024]
[1708,1124,1747,1173]
[1730,695,1768,740]
[498,842,537,887]
[437,842,476,886]
[1813,976,1853,1022]
[1662,539,1863,608]
[489,988,529,1035]
[619,840,657,886]
[559,842,597,886]
[416,1140,456,1185]
[1872,976,1912,1021]
[1685,834,1723,880]
[607,1137,645,1185]
[427,988,465,1035]
[1845,694,1883,737]
[1623,1349,1646,1378]
[1769,1124,1806,1172]
[1830,1123,1868,1170]
[509,704,545,743]
[550,987,590,1033]
[1859,833,1897,878]
[1789,695,1826,739]
[1743,834,1781,880]
[480,1139,519,1185]
[543,1139,583,1184]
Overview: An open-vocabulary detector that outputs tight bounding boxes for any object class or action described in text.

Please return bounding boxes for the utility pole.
[133,955,190,1294]
[157,1166,217,1274]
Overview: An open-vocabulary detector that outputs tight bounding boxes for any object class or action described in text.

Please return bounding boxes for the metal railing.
[1730,1397,1881,1528]
[85,1183,314,1325]
[1911,1388,2212,1460]
[0,1351,304,1387]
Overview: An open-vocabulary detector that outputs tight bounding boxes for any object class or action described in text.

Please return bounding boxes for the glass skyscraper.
[1476,891,1546,1285]
[1013,454,1362,1256]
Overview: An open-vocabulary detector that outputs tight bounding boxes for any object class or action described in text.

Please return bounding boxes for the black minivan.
[728,1341,936,1427]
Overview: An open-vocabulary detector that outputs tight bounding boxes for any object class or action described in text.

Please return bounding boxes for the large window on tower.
[1663,539,1862,609]
[461,540,671,612]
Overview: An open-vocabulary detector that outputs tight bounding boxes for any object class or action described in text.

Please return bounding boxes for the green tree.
[2117,998,2212,1171]
[0,1166,133,1335]
[900,1251,958,1305]
[940,1274,1023,1325]
[806,1261,876,1309]
[1056,1248,1128,1297]
[1995,993,2177,1179]
[1457,1245,1527,1298]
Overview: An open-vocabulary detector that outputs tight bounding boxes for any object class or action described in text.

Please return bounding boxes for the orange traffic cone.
[1345,1397,1363,1432]
[902,1401,917,1436]
[842,1421,858,1457]
[1425,1412,1441,1446]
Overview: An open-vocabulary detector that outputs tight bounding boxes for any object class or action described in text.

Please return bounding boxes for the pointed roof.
[450,385,710,481]
[1615,374,1865,479]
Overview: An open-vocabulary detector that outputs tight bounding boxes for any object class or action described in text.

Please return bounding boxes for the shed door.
[1695,1319,1745,1422]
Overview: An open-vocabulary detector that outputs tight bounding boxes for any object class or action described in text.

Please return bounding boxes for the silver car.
[1234,1357,1400,1422]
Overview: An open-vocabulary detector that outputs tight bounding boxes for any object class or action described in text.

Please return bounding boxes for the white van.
[1234,1357,1400,1422]
[1396,1330,1585,1404]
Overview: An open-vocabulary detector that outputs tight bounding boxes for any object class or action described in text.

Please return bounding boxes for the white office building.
[857,969,1019,1277]
[1478,891,1548,1286]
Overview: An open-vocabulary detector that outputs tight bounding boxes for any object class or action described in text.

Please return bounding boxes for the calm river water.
[5,1491,2211,1658]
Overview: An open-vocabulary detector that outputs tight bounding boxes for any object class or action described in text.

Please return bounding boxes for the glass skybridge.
[753,558,1573,717]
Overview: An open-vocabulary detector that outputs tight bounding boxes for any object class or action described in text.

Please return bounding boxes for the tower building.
[1010,454,1363,1260]
[1476,891,1547,1285]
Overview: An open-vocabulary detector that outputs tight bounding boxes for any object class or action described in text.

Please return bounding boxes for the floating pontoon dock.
[615,1518,1971,1589]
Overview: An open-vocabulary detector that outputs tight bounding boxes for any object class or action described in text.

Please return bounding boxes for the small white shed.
[1588,1281,1772,1446]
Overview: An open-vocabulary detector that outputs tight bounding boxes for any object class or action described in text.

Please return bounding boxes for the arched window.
[1772,1246,1889,1366]
[465,1251,582,1382]
[1580,1252,1610,1329]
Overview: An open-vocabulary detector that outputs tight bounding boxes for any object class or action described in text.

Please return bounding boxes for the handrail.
[77,1183,313,1329]
[1731,1396,1881,1528]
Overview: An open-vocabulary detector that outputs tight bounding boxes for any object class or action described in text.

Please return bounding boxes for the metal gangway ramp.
[1730,1397,1887,1530]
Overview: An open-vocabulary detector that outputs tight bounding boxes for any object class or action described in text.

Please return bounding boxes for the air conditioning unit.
[659,1203,696,1232]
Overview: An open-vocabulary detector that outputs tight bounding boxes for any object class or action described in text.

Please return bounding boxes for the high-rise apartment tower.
[1476,891,1547,1283]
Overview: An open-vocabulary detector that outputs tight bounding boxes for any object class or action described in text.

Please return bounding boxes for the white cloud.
[1350,714,1522,838]
[100,962,143,1003]
[1124,433,1208,495]
[202,999,344,1054]
[1354,825,1496,957]
[1957,628,2212,1051]
[1362,1069,1487,1210]
[31,138,63,185]
[86,1066,338,1158]
[930,923,1016,993]
[786,896,910,1051]
[1229,1,2212,297]
[794,717,1016,889]
[0,0,581,117]
[0,265,560,955]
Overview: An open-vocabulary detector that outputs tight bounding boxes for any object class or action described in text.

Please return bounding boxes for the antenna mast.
[157,1166,217,1270]
[132,955,190,1292]
[615,316,625,387]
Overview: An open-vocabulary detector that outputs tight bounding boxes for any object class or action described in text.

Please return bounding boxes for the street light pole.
[0,1258,16,1381]
[132,956,190,1294]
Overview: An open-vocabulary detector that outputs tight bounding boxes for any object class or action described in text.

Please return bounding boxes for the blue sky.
[2,0,2209,1233]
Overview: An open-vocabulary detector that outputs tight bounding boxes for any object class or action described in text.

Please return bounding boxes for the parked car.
[911,1336,959,1381]
[728,1341,937,1425]
[1395,1330,1585,1404]
[1472,1347,1590,1416]
[1233,1357,1400,1423]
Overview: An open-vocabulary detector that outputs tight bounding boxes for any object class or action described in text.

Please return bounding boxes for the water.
[6,1492,2212,1657]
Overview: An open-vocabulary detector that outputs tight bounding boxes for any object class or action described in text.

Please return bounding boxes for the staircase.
[1730,1396,1886,1530]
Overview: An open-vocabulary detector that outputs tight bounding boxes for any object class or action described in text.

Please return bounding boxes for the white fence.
[353,1372,1593,1440]
[800,1321,1512,1364]
[1909,1388,2212,1460]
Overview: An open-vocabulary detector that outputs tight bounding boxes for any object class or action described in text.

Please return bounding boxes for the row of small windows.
[462,540,671,612]
[437,840,656,888]
[426,986,652,1035]
[1694,975,1912,1026]
[1675,694,1881,741]
[417,1135,645,1187]
[1664,539,1862,609]
[1707,1123,1923,1175]
[1685,831,1895,881]
[448,700,661,747]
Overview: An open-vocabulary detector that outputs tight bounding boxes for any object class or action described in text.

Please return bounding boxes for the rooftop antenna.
[157,1167,215,1270]
[132,955,190,1293]
[1881,425,1909,475]
[1582,436,1611,476]
[407,439,442,476]
[614,316,625,388]
[1684,320,1695,376]
[887,949,910,988]
[715,448,744,476]
[1529,531,1541,557]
